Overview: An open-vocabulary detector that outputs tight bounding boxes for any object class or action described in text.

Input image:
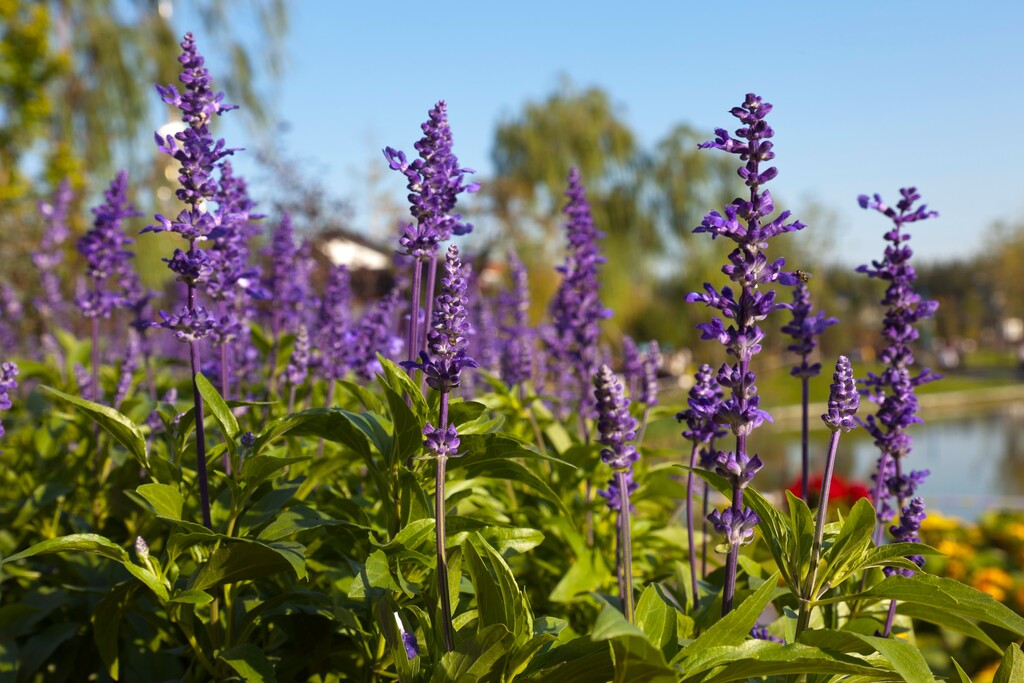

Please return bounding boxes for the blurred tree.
[0,0,287,315]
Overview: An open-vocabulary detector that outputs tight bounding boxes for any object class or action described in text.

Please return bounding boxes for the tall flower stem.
[187,273,213,529]
[796,429,841,635]
[800,376,809,502]
[616,469,635,622]
[797,355,858,636]
[434,393,455,652]
[422,256,438,354]
[686,442,701,609]
[406,259,423,377]
[91,318,101,404]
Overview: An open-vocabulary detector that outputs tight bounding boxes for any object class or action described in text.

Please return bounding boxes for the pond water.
[745,402,1024,522]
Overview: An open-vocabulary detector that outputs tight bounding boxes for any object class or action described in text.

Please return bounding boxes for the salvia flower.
[385,101,478,257]
[856,188,940,537]
[781,278,838,379]
[750,625,783,643]
[350,290,402,381]
[76,171,144,319]
[317,264,353,381]
[621,336,642,398]
[547,168,612,421]
[33,180,73,318]
[822,355,860,433]
[886,496,927,577]
[423,422,460,458]
[283,324,310,387]
[593,365,639,472]
[597,468,638,511]
[0,361,18,440]
[687,93,804,615]
[498,249,533,388]
[638,341,661,407]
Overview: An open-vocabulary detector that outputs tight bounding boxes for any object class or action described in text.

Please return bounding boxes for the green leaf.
[257,505,346,542]
[591,606,676,683]
[994,644,1024,683]
[219,643,278,682]
[819,573,1024,641]
[381,382,424,468]
[679,640,898,682]
[634,584,680,662]
[195,372,240,440]
[951,658,973,683]
[338,379,386,413]
[377,356,428,420]
[431,624,514,683]
[677,572,781,661]
[169,589,215,606]
[815,497,879,595]
[899,602,1002,654]
[519,635,614,682]
[41,386,148,468]
[92,581,140,680]
[2,534,169,603]
[823,632,934,683]
[136,483,184,521]
[464,534,533,643]
[189,540,307,591]
[241,455,310,490]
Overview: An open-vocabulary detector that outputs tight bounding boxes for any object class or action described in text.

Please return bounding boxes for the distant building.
[312,228,395,298]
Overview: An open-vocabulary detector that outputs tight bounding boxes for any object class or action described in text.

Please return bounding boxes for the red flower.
[787,473,870,509]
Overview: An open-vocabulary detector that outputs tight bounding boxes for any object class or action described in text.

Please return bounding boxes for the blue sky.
[185,1,1024,267]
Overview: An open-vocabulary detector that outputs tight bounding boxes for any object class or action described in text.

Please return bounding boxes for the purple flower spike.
[593,365,639,471]
[857,188,941,534]
[77,172,144,320]
[547,169,612,421]
[598,468,638,511]
[822,356,859,433]
[885,496,927,577]
[387,101,478,258]
[688,93,803,615]
[498,250,533,388]
[677,364,726,445]
[639,341,661,407]
[782,279,838,379]
[712,450,764,489]
[423,422,460,457]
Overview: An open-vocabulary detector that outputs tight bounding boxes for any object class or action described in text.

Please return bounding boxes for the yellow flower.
[972,567,1014,602]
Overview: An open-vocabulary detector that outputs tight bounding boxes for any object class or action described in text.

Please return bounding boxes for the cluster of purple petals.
[350,289,402,381]
[262,214,316,339]
[856,188,940,528]
[206,160,264,347]
[498,250,533,388]
[317,264,353,381]
[781,279,837,378]
[708,507,760,546]
[749,625,783,643]
[622,336,642,398]
[547,168,612,418]
[594,365,639,471]
[677,364,726,446]
[146,34,237,241]
[283,325,310,386]
[145,33,238,343]
[0,361,18,440]
[404,245,478,392]
[885,496,927,577]
[593,365,639,511]
[466,272,501,384]
[33,180,73,317]
[0,285,21,353]
[76,171,145,319]
[114,333,140,407]
[639,341,661,407]
[822,355,860,433]
[384,101,479,259]
[423,422,460,458]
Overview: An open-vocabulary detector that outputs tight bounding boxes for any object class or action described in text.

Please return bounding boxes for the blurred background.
[3,0,1024,517]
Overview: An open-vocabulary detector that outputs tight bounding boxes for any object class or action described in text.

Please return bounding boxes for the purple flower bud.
[423,422,460,458]
[712,450,763,489]
[393,611,420,660]
[593,365,638,471]
[822,356,859,433]
[708,506,760,546]
[134,536,150,562]
[781,279,838,378]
